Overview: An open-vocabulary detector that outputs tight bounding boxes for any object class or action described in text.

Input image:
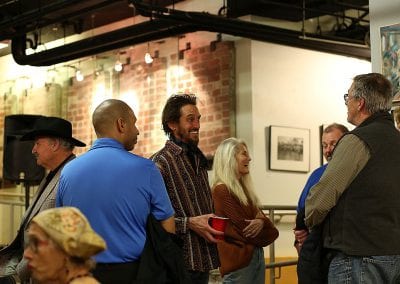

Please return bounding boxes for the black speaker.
[3,115,45,183]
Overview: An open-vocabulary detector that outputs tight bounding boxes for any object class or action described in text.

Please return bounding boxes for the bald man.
[56,99,175,284]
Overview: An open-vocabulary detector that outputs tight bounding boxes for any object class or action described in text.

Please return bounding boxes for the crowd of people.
[0,72,399,284]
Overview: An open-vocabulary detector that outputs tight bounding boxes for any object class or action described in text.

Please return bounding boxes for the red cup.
[210,216,229,240]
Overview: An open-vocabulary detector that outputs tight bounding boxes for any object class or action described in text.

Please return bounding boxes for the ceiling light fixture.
[114,60,123,72]
[144,42,153,64]
[75,69,84,82]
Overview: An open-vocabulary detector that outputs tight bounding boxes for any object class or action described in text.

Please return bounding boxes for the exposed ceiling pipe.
[12,19,197,66]
[0,0,123,41]
[134,1,370,58]
[11,2,370,66]
[258,0,369,23]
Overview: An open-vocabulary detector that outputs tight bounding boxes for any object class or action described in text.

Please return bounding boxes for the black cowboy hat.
[20,116,86,147]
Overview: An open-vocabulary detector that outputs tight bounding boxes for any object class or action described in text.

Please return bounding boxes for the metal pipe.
[12,19,197,66]
[11,3,370,66]
[0,0,120,33]
[258,0,369,23]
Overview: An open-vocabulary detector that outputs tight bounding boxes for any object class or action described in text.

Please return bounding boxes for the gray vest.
[324,112,400,255]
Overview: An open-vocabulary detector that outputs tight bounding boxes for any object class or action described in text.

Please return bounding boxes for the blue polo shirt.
[297,163,327,212]
[56,138,174,263]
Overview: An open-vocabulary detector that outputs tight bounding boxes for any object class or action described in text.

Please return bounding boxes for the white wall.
[236,39,371,256]
[369,0,400,72]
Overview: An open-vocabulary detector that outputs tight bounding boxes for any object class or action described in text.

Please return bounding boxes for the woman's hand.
[243,218,264,238]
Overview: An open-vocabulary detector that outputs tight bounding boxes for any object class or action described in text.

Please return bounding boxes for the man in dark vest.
[305,73,400,283]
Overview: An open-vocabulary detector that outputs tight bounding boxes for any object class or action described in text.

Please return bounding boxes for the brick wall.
[0,41,235,181]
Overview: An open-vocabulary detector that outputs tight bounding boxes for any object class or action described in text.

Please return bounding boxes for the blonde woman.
[211,137,278,284]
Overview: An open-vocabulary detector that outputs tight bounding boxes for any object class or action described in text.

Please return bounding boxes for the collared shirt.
[305,134,370,228]
[57,138,174,263]
[151,140,219,272]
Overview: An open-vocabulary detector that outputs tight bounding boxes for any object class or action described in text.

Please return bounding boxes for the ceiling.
[0,0,370,65]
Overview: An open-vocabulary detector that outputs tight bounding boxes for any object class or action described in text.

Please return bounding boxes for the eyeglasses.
[343,93,356,105]
[25,235,49,253]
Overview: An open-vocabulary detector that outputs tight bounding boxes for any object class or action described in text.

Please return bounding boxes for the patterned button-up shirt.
[151,140,219,272]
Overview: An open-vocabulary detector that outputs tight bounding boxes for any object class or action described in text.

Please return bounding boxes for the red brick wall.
[0,41,235,180]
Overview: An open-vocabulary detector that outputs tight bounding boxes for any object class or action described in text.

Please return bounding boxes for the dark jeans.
[188,270,209,284]
[93,261,139,284]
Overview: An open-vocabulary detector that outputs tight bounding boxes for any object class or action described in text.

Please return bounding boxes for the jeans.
[223,247,265,284]
[328,252,400,284]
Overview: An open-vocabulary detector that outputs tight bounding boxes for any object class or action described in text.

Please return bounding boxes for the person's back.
[56,99,175,284]
[58,139,168,262]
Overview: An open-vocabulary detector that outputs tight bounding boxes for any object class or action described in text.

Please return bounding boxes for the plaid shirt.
[151,140,219,272]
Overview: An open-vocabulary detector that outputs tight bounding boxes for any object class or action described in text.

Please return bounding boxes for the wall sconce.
[75,69,84,82]
[46,67,58,83]
[65,65,84,82]
[114,60,123,72]
[179,42,191,60]
[144,52,153,64]
[94,64,104,78]
[144,42,159,64]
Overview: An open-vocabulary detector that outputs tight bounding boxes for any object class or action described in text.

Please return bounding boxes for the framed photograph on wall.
[381,23,400,98]
[269,126,310,172]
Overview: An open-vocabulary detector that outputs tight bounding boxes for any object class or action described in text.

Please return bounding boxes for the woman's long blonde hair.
[211,137,260,206]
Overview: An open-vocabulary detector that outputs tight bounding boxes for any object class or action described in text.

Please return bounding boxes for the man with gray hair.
[0,116,85,283]
[306,73,400,282]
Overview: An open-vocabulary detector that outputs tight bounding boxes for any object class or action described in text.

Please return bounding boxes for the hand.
[243,219,264,238]
[293,229,308,255]
[293,229,308,245]
[188,214,224,243]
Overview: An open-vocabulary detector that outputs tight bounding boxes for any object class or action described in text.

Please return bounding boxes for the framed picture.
[269,126,310,172]
[381,23,400,98]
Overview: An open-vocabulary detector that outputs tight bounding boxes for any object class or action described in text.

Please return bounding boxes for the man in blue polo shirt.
[294,123,348,253]
[56,99,175,284]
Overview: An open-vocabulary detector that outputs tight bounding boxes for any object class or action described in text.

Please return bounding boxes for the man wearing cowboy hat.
[0,116,85,284]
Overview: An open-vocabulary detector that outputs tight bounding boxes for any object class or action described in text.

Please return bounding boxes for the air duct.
[11,1,370,66]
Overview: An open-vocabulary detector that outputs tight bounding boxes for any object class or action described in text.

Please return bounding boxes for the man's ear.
[116,117,125,133]
[51,138,61,151]
[358,97,365,111]
[167,121,177,132]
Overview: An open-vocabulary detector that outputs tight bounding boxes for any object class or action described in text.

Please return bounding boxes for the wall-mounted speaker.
[3,115,45,183]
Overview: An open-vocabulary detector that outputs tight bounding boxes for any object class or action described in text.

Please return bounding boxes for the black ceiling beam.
[12,19,197,66]
[135,1,370,59]
[0,0,124,40]
[254,0,369,23]
[11,1,370,66]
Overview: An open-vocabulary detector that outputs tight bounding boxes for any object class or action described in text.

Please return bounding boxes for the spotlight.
[144,42,154,64]
[144,52,153,64]
[114,60,123,72]
[75,69,84,82]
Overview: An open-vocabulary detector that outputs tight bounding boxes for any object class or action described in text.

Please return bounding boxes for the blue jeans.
[328,252,400,284]
[223,247,265,284]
